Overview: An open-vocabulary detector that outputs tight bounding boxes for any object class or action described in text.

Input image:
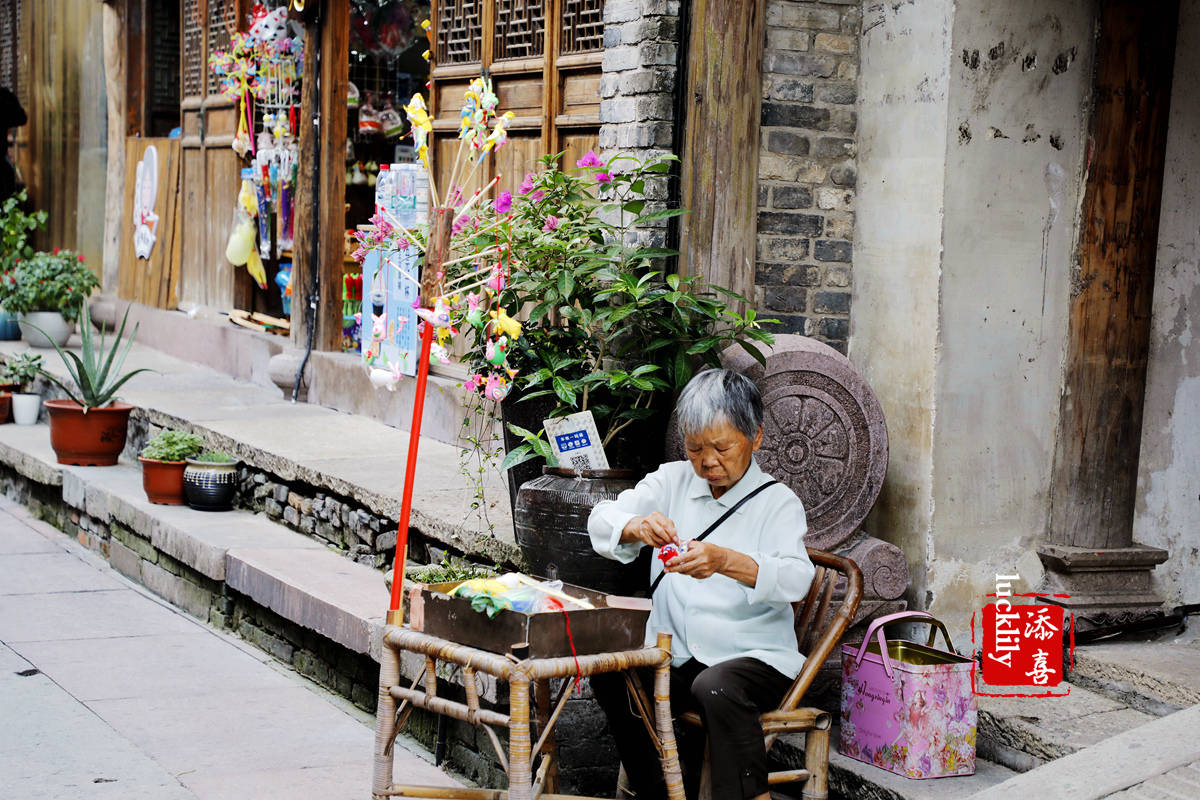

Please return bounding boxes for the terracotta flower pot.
[0,392,9,424]
[138,457,188,505]
[44,399,134,466]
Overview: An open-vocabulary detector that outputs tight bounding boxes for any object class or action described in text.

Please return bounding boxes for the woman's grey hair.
[674,369,764,441]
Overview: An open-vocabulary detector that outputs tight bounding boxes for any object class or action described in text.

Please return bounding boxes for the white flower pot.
[18,312,73,348]
[11,393,40,425]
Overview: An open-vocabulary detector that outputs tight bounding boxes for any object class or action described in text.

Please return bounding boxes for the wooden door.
[177,0,251,310]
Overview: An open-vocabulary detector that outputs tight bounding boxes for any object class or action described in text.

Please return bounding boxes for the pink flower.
[494,190,513,214]
[530,189,545,201]
[542,215,559,232]
[518,172,536,194]
[575,150,603,168]
[396,236,410,251]
[595,172,612,185]
[77,254,85,263]
[52,248,60,255]
[452,214,475,236]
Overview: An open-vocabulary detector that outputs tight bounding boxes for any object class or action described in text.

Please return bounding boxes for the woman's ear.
[752,426,764,450]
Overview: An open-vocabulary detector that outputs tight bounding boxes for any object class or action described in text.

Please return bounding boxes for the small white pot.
[18,311,73,348]
[11,393,40,425]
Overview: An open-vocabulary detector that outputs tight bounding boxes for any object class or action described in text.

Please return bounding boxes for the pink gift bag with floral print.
[839,611,977,779]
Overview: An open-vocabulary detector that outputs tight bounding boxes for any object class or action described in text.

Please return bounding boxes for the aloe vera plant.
[32,300,152,410]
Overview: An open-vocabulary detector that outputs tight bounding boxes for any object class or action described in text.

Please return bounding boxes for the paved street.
[0,496,457,799]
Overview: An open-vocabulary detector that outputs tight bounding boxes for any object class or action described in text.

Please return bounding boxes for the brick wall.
[756,0,860,353]
[599,0,680,247]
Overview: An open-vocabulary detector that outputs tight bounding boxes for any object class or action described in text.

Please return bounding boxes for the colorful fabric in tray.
[449,575,577,618]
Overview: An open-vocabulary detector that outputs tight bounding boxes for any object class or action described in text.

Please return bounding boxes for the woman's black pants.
[591,656,792,800]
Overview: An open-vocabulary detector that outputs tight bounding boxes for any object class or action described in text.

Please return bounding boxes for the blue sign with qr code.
[555,430,592,452]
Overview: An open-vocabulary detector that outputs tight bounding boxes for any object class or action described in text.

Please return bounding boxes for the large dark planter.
[499,389,559,513]
[183,457,238,511]
[44,399,134,465]
[139,458,187,505]
[514,466,651,597]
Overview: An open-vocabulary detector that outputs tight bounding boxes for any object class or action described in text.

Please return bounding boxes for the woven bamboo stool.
[373,628,685,800]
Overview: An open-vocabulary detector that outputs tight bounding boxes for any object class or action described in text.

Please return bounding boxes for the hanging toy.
[379,94,404,139]
[225,170,267,288]
[484,373,511,402]
[249,3,289,44]
[414,297,455,330]
[359,94,382,136]
[485,335,509,368]
[490,308,522,340]
[430,342,452,365]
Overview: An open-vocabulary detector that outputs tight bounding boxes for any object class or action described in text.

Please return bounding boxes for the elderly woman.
[588,368,814,800]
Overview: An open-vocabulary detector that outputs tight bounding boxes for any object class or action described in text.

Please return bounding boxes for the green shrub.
[193,450,236,464]
[1,250,99,321]
[140,430,205,462]
[3,353,42,392]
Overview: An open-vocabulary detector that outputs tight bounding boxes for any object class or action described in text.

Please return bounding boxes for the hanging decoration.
[132,145,160,260]
[347,33,518,624]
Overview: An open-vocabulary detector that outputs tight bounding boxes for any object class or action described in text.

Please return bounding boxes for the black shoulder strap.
[648,480,779,597]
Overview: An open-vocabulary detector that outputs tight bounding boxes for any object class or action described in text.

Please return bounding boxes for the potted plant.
[184,449,239,511]
[35,300,152,465]
[139,429,205,505]
[458,153,775,474]
[4,352,43,425]
[0,190,48,341]
[2,248,99,347]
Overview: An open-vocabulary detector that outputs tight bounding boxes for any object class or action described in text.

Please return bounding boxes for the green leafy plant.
[192,450,236,464]
[1,249,100,322]
[0,189,47,274]
[411,558,498,585]
[34,300,152,409]
[141,430,205,462]
[455,152,777,471]
[3,352,42,392]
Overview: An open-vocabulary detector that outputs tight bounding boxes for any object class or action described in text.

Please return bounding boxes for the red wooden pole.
[386,320,434,625]
[386,207,451,627]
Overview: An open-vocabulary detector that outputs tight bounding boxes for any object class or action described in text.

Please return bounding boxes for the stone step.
[1069,637,1200,717]
[770,727,1018,800]
[975,681,1154,772]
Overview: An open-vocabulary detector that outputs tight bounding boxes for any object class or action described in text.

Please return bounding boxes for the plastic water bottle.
[374,163,391,219]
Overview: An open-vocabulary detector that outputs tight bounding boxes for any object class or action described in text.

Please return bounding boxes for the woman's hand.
[663,540,727,579]
[621,511,680,548]
[665,541,760,586]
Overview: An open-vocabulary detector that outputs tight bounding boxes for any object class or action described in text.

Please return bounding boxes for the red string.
[560,609,583,694]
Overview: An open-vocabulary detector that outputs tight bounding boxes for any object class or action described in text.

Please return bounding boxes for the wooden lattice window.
[561,0,603,54]
[206,0,238,95]
[182,0,204,97]
[0,0,21,99]
[436,0,482,64]
[494,0,544,61]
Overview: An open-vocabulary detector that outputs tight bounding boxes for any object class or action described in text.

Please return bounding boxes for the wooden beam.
[315,0,350,351]
[677,0,767,307]
[290,2,321,348]
[101,0,128,295]
[1048,0,1179,549]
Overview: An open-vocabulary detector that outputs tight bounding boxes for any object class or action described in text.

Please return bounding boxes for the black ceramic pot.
[183,458,238,511]
[513,466,651,597]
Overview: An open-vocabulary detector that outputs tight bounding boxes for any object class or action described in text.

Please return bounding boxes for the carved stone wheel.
[721,335,889,552]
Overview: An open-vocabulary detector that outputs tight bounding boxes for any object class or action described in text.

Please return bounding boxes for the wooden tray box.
[414,581,650,659]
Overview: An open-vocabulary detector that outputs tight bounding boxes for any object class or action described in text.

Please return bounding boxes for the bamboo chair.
[679,548,863,800]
